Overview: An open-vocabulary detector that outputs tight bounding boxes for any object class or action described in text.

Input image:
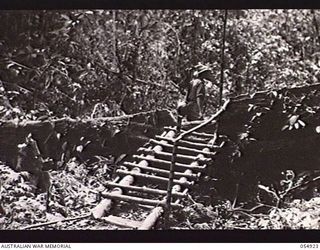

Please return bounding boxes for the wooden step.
[104,181,187,197]
[102,192,183,208]
[164,126,216,138]
[133,155,206,171]
[155,135,212,150]
[101,215,142,229]
[116,169,194,187]
[122,162,200,180]
[182,135,212,144]
[173,188,189,205]
[137,148,211,163]
[164,130,213,144]
[149,139,216,156]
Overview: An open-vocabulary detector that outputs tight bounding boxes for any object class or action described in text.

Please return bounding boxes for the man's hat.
[194,64,211,75]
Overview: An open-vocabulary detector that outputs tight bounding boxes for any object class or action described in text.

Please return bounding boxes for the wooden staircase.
[90,101,229,230]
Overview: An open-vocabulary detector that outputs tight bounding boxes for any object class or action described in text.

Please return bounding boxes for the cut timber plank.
[133,155,206,171]
[102,215,142,229]
[103,182,187,198]
[102,192,183,208]
[164,126,216,138]
[122,162,200,180]
[155,135,212,149]
[137,148,211,163]
[149,139,216,156]
[116,169,194,187]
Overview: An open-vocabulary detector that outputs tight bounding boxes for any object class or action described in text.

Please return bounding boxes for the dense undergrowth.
[1,159,320,230]
[0,159,117,230]
[174,196,320,229]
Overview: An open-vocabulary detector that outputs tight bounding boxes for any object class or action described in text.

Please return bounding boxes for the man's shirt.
[186,78,205,102]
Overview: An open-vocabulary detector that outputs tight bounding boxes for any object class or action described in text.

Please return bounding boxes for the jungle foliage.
[1,10,320,120]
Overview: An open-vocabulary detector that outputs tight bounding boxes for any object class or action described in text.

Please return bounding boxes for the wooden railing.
[164,99,230,227]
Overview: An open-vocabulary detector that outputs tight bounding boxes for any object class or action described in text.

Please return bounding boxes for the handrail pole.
[164,115,182,228]
[163,100,229,228]
[217,9,228,138]
[177,99,230,142]
[218,9,228,107]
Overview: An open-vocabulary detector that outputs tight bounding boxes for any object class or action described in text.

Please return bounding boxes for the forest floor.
[1,158,320,230]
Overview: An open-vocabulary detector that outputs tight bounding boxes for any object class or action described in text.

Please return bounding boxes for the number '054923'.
[300,244,319,248]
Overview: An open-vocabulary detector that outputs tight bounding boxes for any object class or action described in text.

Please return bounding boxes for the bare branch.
[21,213,91,230]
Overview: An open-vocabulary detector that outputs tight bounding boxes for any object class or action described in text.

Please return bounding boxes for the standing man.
[178,64,213,121]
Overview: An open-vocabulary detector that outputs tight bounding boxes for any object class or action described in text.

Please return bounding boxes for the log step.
[155,135,212,149]
[164,130,213,144]
[164,126,216,138]
[137,148,211,163]
[181,136,212,144]
[122,161,200,180]
[104,181,187,197]
[102,192,183,208]
[133,155,206,171]
[102,215,142,229]
[116,169,194,187]
[149,139,216,156]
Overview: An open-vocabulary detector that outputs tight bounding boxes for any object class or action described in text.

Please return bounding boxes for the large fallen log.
[0,109,178,167]
[0,109,175,126]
